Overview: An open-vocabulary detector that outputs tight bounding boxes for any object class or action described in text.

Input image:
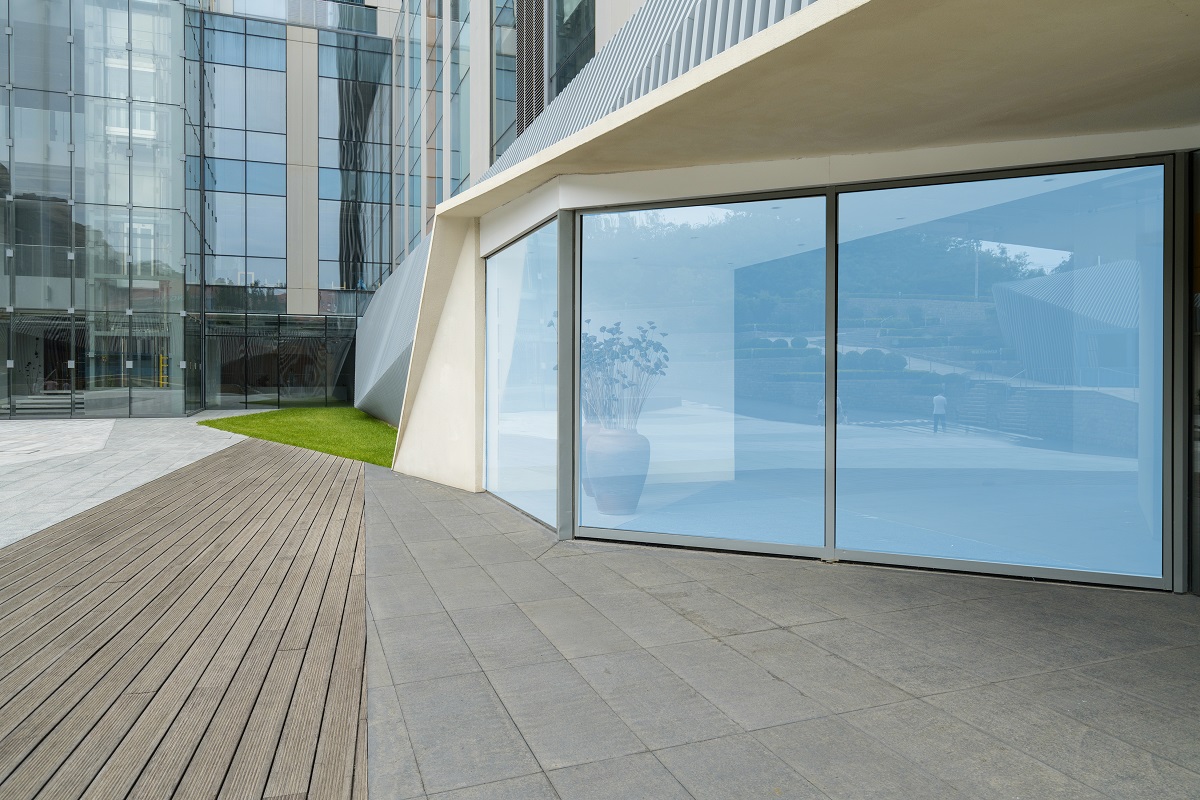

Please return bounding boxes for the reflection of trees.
[839,232,1044,297]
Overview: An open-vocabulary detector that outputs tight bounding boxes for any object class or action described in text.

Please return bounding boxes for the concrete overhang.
[439,0,1200,220]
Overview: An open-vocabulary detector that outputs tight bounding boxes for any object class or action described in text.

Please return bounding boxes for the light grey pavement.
[0,411,257,547]
[364,464,1200,800]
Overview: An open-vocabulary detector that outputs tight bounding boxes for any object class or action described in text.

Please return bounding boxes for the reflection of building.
[995,261,1140,388]
[359,0,1200,594]
[0,0,398,418]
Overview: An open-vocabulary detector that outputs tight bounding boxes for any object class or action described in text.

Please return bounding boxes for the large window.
[562,162,1168,582]
[485,222,558,527]
[836,166,1164,577]
[579,198,827,546]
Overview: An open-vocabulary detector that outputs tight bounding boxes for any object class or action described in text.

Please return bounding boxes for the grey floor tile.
[441,514,513,539]
[656,733,825,800]
[425,499,478,519]
[789,619,986,697]
[542,555,638,596]
[368,686,425,800]
[410,539,478,571]
[928,683,1200,800]
[999,669,1200,772]
[487,660,645,770]
[573,650,740,750]
[549,753,693,800]
[599,552,692,588]
[855,607,1046,683]
[459,535,532,564]
[481,508,540,533]
[396,672,539,795]
[459,492,509,514]
[367,572,445,621]
[650,639,826,731]
[429,773,557,800]
[395,516,457,544]
[724,629,910,713]
[376,611,481,685]
[585,589,709,648]
[979,590,1181,659]
[424,566,513,611]
[755,716,966,800]
[656,553,749,582]
[484,561,575,603]
[647,582,776,637]
[450,604,563,670]
[367,543,421,577]
[367,622,394,688]
[520,596,640,658]
[505,529,558,559]
[705,575,841,627]
[918,599,1113,669]
[842,700,1107,800]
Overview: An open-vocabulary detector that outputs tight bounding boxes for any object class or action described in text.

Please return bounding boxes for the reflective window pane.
[13,91,72,200]
[12,1,71,93]
[203,64,246,129]
[205,191,246,255]
[246,162,285,196]
[835,166,1164,577]
[205,158,246,192]
[74,0,130,100]
[485,222,558,527]
[246,35,285,71]
[246,195,285,258]
[246,132,285,163]
[579,198,826,544]
[245,69,285,133]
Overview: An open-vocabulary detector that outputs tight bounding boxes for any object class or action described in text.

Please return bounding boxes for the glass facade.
[317,30,392,315]
[579,198,827,544]
[534,162,1171,582]
[485,222,558,526]
[491,0,516,162]
[548,0,593,100]
[0,0,187,418]
[0,4,388,416]
[836,167,1164,577]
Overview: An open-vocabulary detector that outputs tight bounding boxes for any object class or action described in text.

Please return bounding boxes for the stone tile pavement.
[364,464,1200,800]
[0,411,257,547]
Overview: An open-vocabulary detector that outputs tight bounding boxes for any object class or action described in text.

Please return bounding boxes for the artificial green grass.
[199,406,396,467]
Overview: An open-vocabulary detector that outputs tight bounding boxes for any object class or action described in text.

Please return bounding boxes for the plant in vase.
[580,320,669,514]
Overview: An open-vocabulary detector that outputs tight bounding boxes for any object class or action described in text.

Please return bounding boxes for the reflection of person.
[817,396,847,424]
[933,392,947,433]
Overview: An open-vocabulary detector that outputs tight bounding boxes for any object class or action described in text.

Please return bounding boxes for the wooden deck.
[0,439,367,799]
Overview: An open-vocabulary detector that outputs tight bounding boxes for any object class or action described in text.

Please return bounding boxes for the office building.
[3,0,1198,590]
[360,0,1200,591]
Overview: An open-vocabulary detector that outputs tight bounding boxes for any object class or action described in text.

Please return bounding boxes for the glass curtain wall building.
[478,161,1173,586]
[0,0,187,418]
[0,0,395,416]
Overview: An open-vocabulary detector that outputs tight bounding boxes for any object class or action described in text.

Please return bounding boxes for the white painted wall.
[393,220,485,491]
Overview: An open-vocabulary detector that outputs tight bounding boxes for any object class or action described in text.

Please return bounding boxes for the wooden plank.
[0,442,370,800]
[123,456,350,799]
[68,451,332,799]
[0,445,297,711]
[263,468,364,798]
[174,458,358,799]
[0,447,319,794]
[0,441,260,576]
[0,442,282,644]
[0,446,309,778]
